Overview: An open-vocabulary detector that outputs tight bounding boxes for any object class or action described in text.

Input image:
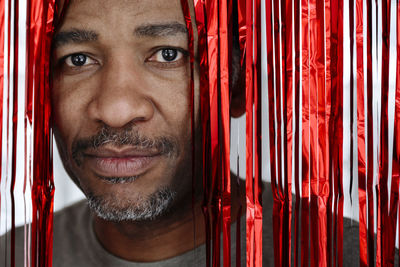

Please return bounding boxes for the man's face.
[52,0,197,221]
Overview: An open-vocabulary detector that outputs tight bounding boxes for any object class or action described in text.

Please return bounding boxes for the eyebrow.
[53,29,98,47]
[134,22,188,37]
[53,22,188,48]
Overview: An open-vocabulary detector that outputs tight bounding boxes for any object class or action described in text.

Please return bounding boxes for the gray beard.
[86,187,176,222]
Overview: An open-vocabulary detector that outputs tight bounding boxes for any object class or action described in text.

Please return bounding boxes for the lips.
[83,147,160,179]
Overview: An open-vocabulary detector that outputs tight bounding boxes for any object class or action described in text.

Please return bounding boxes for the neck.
[93,174,245,262]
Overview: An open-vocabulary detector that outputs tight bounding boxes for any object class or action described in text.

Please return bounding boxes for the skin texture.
[52,0,245,262]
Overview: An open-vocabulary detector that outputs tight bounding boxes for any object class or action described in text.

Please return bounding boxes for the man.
[49,0,269,265]
[4,0,361,266]
[50,0,271,265]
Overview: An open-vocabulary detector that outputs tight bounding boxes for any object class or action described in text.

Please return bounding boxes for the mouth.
[83,147,161,180]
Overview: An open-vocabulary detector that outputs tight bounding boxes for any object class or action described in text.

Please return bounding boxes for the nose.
[88,57,154,128]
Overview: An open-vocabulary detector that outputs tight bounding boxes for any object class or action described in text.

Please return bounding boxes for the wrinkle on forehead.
[63,0,183,18]
[57,0,189,39]
[134,22,188,38]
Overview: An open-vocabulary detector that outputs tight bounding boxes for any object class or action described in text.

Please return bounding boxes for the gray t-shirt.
[2,185,361,266]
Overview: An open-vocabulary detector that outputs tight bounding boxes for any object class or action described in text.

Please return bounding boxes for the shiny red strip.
[0,0,4,200]
[218,0,232,265]
[365,1,375,265]
[355,0,368,265]
[330,0,344,265]
[396,1,400,265]
[180,0,198,265]
[349,0,355,212]
[0,0,3,263]
[293,0,301,265]
[309,0,328,265]
[10,1,19,266]
[271,0,285,265]
[253,0,262,265]
[273,0,283,198]
[4,0,10,263]
[29,1,57,266]
[205,0,222,265]
[264,0,281,264]
[282,0,293,265]
[300,0,310,265]
[245,0,255,265]
[377,1,391,266]
[236,3,247,266]
[322,0,336,266]
[193,0,212,265]
[325,0,333,264]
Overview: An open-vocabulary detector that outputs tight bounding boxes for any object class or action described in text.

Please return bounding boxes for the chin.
[84,186,177,222]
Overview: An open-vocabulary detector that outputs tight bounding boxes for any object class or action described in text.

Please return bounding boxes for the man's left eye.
[151,48,183,63]
[64,53,97,67]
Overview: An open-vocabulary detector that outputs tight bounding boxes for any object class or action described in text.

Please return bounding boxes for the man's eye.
[151,48,183,63]
[161,49,178,61]
[64,53,96,67]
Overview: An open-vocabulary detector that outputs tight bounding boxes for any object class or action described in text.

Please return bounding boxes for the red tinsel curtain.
[1,0,58,266]
[0,0,400,266]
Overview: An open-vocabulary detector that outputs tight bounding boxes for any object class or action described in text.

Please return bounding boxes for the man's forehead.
[53,22,188,48]
[60,0,185,21]
[57,0,187,37]
[55,0,198,55]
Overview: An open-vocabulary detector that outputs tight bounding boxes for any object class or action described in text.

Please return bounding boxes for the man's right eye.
[64,53,96,67]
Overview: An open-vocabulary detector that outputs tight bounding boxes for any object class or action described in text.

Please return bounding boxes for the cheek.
[143,68,192,124]
[163,87,192,137]
[51,80,89,149]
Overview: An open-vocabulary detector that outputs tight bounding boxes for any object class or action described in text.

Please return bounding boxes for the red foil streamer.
[323,0,333,263]
[218,0,232,265]
[236,2,247,266]
[272,0,283,198]
[377,1,391,266]
[195,1,235,265]
[396,1,400,265]
[10,1,19,266]
[180,0,197,265]
[264,0,281,264]
[293,0,301,264]
[3,0,11,264]
[355,0,368,265]
[0,0,4,201]
[0,0,3,264]
[349,0,355,210]
[253,0,262,265]
[28,1,57,266]
[204,0,222,265]
[282,0,293,265]
[385,2,400,262]
[325,0,333,264]
[309,0,329,265]
[237,0,246,54]
[330,0,344,266]
[271,0,285,265]
[365,1,375,265]
[390,2,400,265]
[193,1,212,266]
[300,0,311,265]
[243,0,263,265]
[270,0,294,265]
[245,0,255,265]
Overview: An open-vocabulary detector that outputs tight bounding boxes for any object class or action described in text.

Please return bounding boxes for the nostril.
[131,116,147,124]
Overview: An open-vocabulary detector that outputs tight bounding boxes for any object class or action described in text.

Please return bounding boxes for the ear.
[230,55,246,118]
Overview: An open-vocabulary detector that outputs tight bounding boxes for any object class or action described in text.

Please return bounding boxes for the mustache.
[72,126,178,165]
